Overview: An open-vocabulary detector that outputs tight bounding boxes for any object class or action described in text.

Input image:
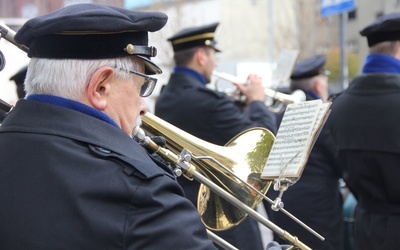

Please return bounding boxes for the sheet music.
[272,49,299,84]
[262,100,329,179]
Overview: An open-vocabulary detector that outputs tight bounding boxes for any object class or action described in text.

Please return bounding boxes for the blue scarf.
[362,53,400,74]
[174,66,207,86]
[26,94,119,128]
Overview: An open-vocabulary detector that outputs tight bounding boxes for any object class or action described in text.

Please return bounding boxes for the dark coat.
[0,109,6,123]
[324,73,400,250]
[266,91,344,250]
[155,72,277,250]
[0,99,217,250]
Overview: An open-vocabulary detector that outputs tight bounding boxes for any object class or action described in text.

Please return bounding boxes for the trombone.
[134,113,323,250]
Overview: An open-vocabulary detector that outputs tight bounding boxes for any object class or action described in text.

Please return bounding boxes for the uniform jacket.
[155,71,277,250]
[0,109,6,123]
[0,99,217,250]
[325,73,400,250]
[266,91,344,250]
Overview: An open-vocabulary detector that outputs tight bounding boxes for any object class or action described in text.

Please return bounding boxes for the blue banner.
[321,0,356,17]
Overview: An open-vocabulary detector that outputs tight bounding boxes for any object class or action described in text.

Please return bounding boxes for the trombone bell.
[141,113,275,230]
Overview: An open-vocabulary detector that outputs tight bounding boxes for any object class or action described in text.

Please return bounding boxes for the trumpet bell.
[141,113,275,230]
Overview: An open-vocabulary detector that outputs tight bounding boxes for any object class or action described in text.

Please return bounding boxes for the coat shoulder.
[197,87,226,99]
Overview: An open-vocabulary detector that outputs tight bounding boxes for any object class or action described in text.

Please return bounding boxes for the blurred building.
[346,1,400,67]
[135,0,400,104]
[2,0,400,104]
[0,0,123,18]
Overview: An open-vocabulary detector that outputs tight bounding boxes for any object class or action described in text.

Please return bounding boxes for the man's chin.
[131,117,142,138]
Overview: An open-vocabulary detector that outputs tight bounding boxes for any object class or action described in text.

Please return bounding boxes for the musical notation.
[261,99,331,180]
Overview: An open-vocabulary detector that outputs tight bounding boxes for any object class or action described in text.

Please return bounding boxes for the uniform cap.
[167,22,221,52]
[290,55,328,80]
[14,4,168,75]
[9,65,27,85]
[360,13,400,47]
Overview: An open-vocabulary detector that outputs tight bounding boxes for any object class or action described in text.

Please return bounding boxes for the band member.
[0,107,6,124]
[155,22,277,250]
[266,55,344,250]
[0,4,217,249]
[9,65,27,99]
[0,66,27,124]
[325,12,400,250]
[290,55,330,102]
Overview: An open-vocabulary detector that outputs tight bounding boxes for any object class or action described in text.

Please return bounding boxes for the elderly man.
[0,4,217,249]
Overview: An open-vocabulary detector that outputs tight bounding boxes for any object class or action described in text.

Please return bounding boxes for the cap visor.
[136,55,162,75]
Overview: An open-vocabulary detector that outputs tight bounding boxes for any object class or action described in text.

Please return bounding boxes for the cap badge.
[124,44,135,54]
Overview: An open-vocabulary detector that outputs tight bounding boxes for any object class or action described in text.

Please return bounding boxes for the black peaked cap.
[360,13,400,47]
[14,3,168,75]
[9,66,28,85]
[167,22,221,52]
[290,55,327,80]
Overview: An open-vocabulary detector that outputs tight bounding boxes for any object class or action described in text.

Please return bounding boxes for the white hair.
[369,40,400,56]
[24,57,141,100]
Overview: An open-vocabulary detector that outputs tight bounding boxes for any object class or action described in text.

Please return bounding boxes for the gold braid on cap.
[171,32,215,45]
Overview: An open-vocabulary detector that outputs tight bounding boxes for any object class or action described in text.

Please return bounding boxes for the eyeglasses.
[321,69,331,76]
[114,67,158,97]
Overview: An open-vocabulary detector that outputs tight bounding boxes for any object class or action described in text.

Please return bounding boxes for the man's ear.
[313,78,322,94]
[195,48,207,66]
[86,67,114,110]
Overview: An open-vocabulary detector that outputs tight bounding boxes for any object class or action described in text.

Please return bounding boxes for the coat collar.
[348,73,400,94]
[2,99,148,163]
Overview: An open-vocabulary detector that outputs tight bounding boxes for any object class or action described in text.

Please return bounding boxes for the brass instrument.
[135,113,312,250]
[141,113,274,230]
[212,71,306,105]
[0,24,28,53]
[0,24,28,74]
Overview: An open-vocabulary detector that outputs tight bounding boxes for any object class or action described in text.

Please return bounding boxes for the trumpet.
[212,71,306,111]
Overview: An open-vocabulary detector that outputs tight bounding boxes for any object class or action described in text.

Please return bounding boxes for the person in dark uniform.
[155,22,277,250]
[266,55,344,250]
[0,66,27,124]
[10,65,28,99]
[0,52,6,123]
[0,106,7,124]
[0,4,218,249]
[0,107,6,123]
[325,13,400,250]
[290,55,330,103]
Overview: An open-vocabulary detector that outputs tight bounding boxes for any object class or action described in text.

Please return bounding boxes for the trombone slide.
[0,24,29,52]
